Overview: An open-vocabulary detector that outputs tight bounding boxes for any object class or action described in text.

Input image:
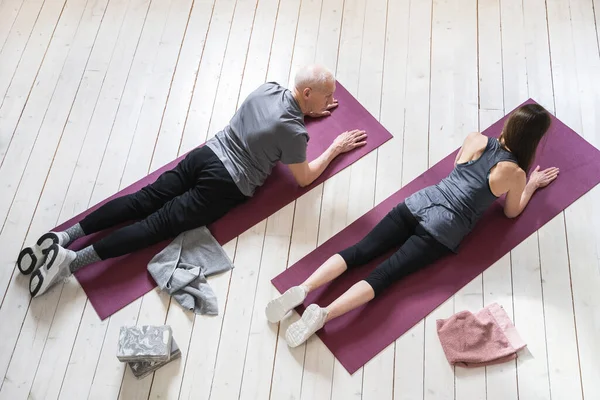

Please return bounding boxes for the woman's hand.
[528,166,560,189]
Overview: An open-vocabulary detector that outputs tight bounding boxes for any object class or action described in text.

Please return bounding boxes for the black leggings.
[79,146,248,259]
[338,202,451,296]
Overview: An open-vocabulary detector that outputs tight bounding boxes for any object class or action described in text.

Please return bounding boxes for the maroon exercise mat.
[272,99,600,374]
[55,81,393,320]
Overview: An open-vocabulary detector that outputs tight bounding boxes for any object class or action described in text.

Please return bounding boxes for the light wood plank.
[564,1,600,398]
[477,5,514,396]
[274,1,334,399]
[108,0,193,190]
[425,1,468,399]
[56,302,111,399]
[318,0,363,285]
[209,222,267,400]
[86,302,143,400]
[400,0,432,184]
[237,0,281,103]
[259,1,306,398]
[120,0,194,186]
[449,0,485,398]
[454,276,485,400]
[86,0,174,201]
[479,108,519,400]
[514,1,555,398]
[176,242,237,400]
[423,299,454,400]
[150,0,217,169]
[522,0,554,109]
[0,0,45,105]
[478,0,503,113]
[0,0,26,54]
[539,215,583,398]
[569,0,600,147]
[179,0,237,151]
[392,0,433,398]
[482,255,519,400]
[499,0,528,110]
[287,0,322,86]
[543,1,590,398]
[595,0,600,56]
[319,1,366,398]
[206,0,258,139]
[263,0,300,86]
[238,208,294,400]
[564,192,600,400]
[499,3,549,399]
[511,234,552,400]
[233,2,291,399]
[376,0,409,203]
[354,0,392,398]
[313,0,343,69]
[426,0,479,398]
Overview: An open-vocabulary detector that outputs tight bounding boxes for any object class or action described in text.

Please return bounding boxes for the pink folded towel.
[436,302,526,367]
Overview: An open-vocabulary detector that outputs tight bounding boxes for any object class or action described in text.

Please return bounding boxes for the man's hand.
[287,128,367,187]
[308,98,339,118]
[333,129,367,154]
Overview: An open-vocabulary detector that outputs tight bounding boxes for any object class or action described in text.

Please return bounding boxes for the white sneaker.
[285,304,328,347]
[29,243,75,297]
[265,285,308,323]
[17,232,67,275]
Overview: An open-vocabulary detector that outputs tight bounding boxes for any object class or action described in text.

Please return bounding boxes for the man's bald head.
[294,64,335,92]
[292,64,336,116]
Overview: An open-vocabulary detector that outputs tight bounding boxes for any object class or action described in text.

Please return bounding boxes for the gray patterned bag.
[117,325,173,362]
[128,339,181,379]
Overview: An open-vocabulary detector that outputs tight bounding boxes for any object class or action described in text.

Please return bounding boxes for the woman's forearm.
[518,181,538,212]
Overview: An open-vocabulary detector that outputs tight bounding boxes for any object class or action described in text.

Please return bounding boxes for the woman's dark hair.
[499,104,551,173]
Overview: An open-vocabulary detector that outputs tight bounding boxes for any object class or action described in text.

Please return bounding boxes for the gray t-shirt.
[206,82,309,196]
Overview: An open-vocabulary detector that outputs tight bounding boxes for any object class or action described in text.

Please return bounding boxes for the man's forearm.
[304,143,341,185]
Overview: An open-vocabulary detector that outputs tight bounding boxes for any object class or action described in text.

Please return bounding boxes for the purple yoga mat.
[56,81,393,320]
[272,99,600,374]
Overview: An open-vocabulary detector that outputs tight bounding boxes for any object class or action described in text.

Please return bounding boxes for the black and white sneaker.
[29,243,75,298]
[17,232,68,275]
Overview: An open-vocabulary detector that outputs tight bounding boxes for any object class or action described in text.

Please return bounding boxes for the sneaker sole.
[265,286,306,323]
[17,232,59,275]
[29,243,62,297]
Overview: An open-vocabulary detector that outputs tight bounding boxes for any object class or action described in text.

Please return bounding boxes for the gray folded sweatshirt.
[147,226,233,315]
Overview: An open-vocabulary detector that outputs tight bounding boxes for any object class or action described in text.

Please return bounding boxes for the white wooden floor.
[0,0,599,398]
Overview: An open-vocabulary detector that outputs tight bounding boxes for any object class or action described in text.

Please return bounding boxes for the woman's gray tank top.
[405,137,518,252]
